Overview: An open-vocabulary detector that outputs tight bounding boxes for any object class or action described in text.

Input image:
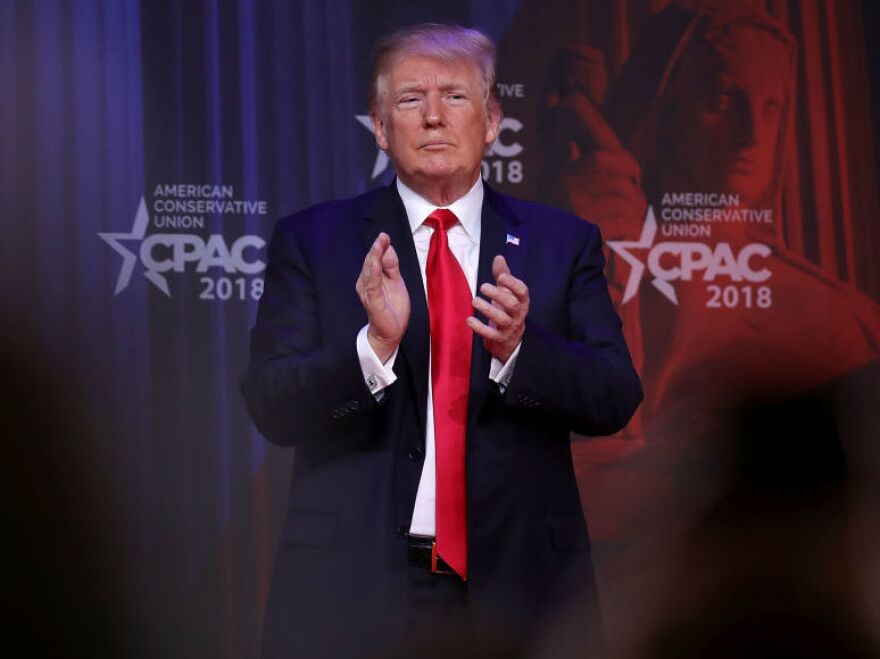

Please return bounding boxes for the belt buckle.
[430,541,457,576]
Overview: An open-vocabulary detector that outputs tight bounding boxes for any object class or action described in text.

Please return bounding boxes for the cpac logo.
[608,207,772,305]
[99,197,266,297]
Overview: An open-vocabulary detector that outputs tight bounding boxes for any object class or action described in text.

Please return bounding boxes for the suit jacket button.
[408,446,421,461]
[397,526,408,537]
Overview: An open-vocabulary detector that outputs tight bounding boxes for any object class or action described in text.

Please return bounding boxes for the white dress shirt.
[356,176,520,536]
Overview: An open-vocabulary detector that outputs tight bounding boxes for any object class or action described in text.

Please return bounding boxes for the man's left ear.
[485,104,502,145]
[371,113,389,151]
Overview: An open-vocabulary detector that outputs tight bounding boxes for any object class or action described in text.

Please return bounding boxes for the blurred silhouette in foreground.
[0,331,138,658]
[603,361,880,659]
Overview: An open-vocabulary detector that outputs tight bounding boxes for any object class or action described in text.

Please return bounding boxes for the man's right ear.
[371,113,389,151]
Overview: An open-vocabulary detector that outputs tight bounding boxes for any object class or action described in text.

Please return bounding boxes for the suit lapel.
[467,185,527,435]
[362,183,430,437]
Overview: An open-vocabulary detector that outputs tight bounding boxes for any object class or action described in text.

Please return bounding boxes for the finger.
[364,234,380,263]
[492,255,510,283]
[479,282,519,311]
[496,272,529,301]
[381,244,401,278]
[466,316,503,342]
[360,250,377,288]
[368,233,388,260]
[472,296,512,327]
[361,235,388,293]
[366,233,389,267]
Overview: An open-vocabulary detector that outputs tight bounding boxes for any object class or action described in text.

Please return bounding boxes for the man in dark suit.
[242,23,642,658]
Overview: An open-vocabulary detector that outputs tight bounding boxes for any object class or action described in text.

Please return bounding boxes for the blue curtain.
[0,1,521,656]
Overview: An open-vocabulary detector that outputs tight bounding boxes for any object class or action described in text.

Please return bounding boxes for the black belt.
[406,534,458,576]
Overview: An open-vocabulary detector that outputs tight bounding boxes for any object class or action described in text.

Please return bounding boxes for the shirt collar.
[396,176,483,240]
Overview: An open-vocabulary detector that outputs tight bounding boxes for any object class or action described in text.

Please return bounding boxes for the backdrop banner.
[2,1,879,656]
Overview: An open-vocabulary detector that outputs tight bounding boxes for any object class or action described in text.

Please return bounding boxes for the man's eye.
[397,97,419,107]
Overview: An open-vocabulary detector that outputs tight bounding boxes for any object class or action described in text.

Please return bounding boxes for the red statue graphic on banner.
[540,0,880,539]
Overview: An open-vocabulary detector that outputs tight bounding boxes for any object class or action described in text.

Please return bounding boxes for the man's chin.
[410,163,465,183]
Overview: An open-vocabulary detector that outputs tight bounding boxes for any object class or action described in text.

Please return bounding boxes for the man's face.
[662,27,789,205]
[371,55,500,195]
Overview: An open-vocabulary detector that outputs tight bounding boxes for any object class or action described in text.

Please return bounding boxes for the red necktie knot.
[424,208,459,233]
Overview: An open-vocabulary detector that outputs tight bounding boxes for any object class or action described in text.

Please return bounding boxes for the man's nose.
[422,94,444,127]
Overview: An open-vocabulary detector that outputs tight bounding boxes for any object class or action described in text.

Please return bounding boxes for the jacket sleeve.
[240,218,378,446]
[501,221,643,436]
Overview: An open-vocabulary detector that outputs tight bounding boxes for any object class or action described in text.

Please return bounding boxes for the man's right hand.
[355,232,410,363]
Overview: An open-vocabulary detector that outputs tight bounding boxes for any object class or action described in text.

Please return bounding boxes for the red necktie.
[424,208,472,580]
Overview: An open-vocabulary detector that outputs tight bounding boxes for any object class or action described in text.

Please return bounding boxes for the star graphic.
[98,197,170,296]
[355,115,391,179]
[606,206,676,304]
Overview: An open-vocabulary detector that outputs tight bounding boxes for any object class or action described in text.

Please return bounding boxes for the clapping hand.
[356,232,411,363]
[467,255,529,363]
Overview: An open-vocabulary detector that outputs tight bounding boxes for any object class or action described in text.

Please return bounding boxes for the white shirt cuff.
[489,342,521,391]
[356,325,398,397]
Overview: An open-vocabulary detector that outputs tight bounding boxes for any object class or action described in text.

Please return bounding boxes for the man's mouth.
[420,141,453,151]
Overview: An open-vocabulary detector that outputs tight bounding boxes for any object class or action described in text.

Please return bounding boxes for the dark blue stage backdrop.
[2,1,879,657]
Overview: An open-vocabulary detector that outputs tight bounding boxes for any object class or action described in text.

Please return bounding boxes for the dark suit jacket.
[242,182,642,658]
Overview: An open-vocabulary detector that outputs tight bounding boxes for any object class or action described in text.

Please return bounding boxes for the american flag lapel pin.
[506,233,520,246]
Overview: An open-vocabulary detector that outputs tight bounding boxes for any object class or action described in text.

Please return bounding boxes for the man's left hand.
[467,255,529,363]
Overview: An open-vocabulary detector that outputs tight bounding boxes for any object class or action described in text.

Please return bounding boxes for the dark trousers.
[392,546,527,659]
